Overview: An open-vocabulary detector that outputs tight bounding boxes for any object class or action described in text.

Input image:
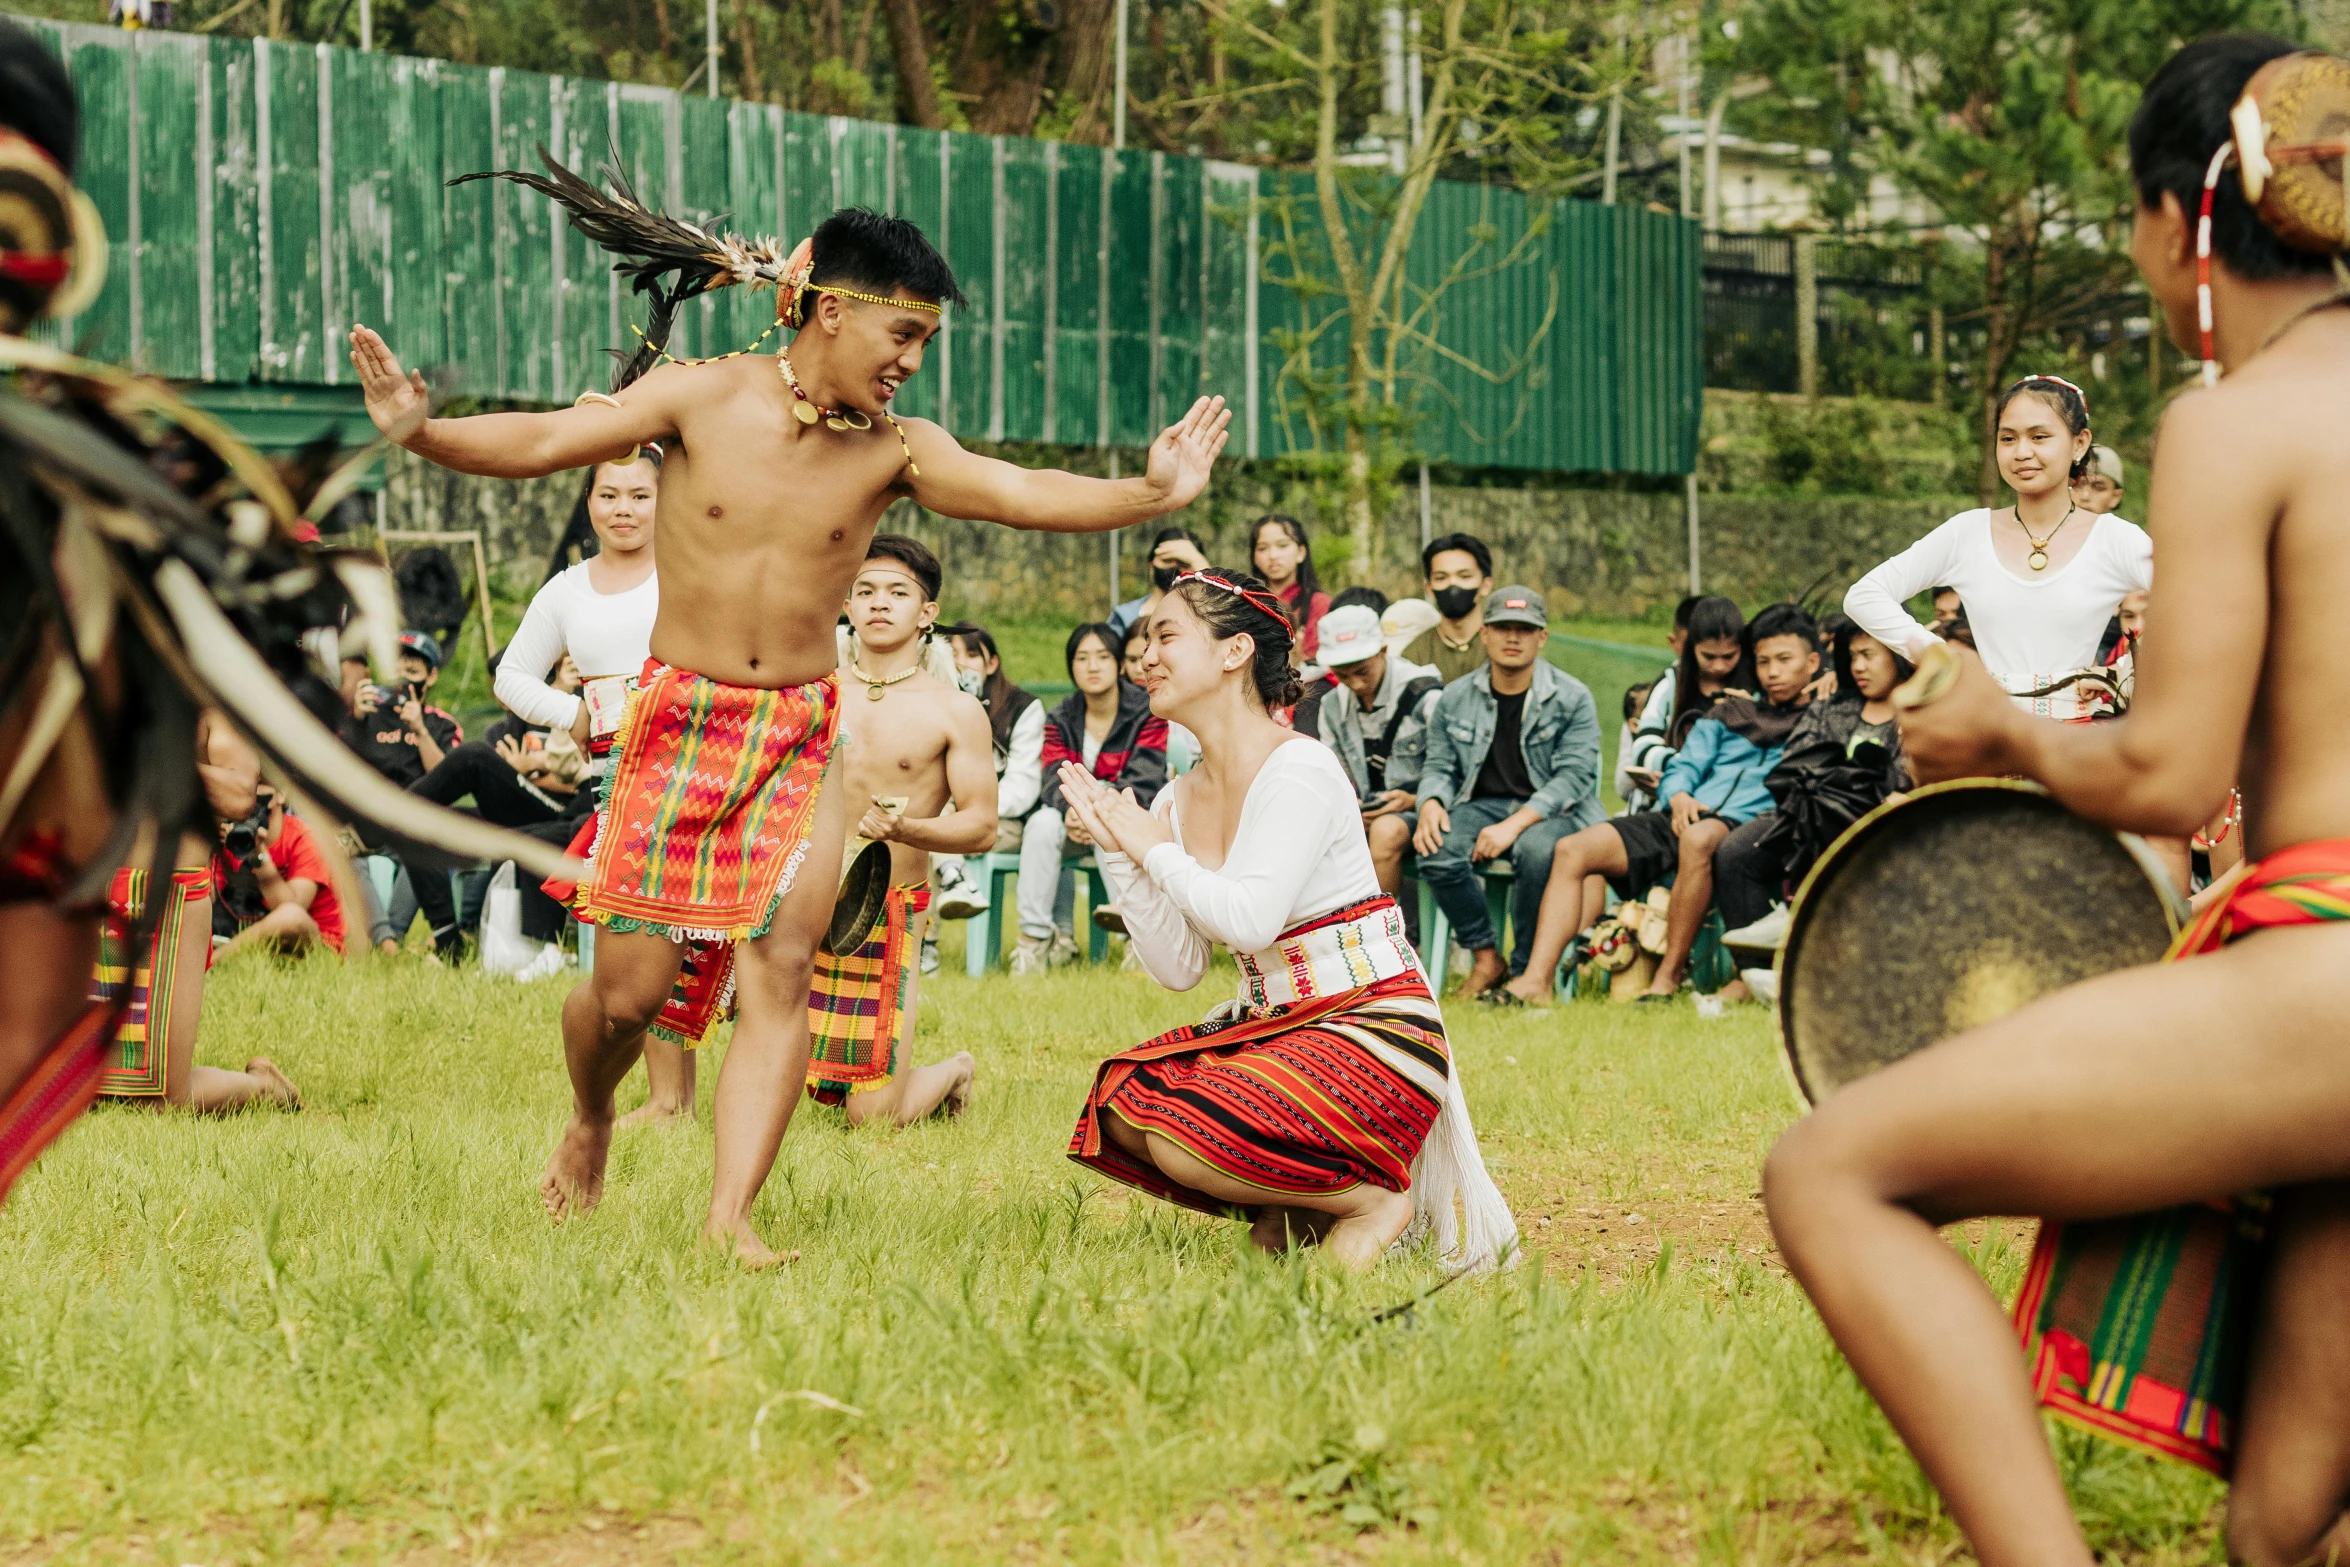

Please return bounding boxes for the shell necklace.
[777,351,924,475]
[2017,502,2075,572]
[849,661,919,701]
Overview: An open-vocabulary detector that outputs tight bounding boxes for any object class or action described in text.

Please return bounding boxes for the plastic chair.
[1413,860,1515,992]
[960,851,1111,975]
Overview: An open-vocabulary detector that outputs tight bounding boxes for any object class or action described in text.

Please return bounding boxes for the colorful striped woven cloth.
[90,864,214,1098]
[575,660,839,944]
[807,882,930,1104]
[1069,904,1448,1218]
[2013,837,2350,1475]
[0,1003,120,1207]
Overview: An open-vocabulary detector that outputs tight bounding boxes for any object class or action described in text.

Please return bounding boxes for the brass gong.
[823,839,893,956]
[1777,779,2183,1106]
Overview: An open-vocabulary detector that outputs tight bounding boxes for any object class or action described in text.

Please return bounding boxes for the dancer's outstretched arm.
[350,325,682,479]
[904,396,1230,531]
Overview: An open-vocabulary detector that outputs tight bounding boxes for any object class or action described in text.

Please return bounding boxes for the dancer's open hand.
[1144,396,1231,514]
[349,325,431,446]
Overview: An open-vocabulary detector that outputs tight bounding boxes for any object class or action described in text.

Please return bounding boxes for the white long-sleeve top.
[1099,739,1376,992]
[997,700,1046,820]
[1843,509,2152,678]
[493,562,659,730]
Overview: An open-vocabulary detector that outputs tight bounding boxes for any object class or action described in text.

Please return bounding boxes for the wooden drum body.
[1778,779,2183,1106]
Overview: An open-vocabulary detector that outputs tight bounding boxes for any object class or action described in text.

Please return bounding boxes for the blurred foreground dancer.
[1057,569,1515,1273]
[1765,36,2350,1567]
[353,157,1228,1263]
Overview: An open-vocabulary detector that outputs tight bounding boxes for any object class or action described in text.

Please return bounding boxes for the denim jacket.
[1318,654,1440,801]
[1416,660,1604,827]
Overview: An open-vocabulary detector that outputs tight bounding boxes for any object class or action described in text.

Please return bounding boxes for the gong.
[1778,779,2182,1106]
[823,838,892,956]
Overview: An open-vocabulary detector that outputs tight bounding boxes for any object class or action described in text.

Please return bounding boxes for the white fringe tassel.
[1400,1055,1520,1275]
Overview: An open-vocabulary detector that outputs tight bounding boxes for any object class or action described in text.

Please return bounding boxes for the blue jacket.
[1658,714,1788,825]
[1416,660,1604,829]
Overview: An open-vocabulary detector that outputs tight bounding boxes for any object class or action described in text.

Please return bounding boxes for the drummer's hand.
[1668,792,1705,834]
[1896,646,2027,784]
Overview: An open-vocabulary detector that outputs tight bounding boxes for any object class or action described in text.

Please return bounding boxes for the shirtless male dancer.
[810,535,994,1124]
[351,209,1229,1266]
[1763,36,2350,1567]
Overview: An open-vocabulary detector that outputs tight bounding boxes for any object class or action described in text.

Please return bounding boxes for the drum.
[1777,779,2182,1106]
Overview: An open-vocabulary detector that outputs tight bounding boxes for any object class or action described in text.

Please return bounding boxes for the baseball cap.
[1380,597,1441,653]
[1317,604,1385,667]
[1482,587,1548,630]
[398,630,444,669]
[2088,445,2123,486]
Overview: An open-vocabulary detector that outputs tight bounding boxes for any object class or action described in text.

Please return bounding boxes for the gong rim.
[1774,778,2184,1110]
[823,839,893,956]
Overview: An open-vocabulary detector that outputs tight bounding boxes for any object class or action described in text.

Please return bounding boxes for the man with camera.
[338,631,466,955]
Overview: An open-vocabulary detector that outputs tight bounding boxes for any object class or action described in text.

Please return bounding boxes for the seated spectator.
[339,630,463,952]
[1930,585,1964,632]
[1395,532,1495,683]
[1626,596,1746,786]
[1613,680,1657,809]
[1315,603,1441,896]
[1329,585,1389,616]
[1715,622,1911,954]
[1500,602,1820,1006]
[1108,526,1210,640]
[1121,616,1199,773]
[1015,622,1168,973]
[934,625,1045,921]
[1411,588,1604,1000]
[213,784,348,958]
[1249,513,1331,660]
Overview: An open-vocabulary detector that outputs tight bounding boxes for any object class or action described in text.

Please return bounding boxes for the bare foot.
[540,1113,612,1220]
[1249,1206,1337,1253]
[1459,949,1507,1000]
[701,1217,800,1270]
[1320,1188,1415,1270]
[941,1052,976,1119]
[242,1058,302,1109]
[614,1100,693,1131]
[1498,973,1554,1008]
[1720,977,1753,1004]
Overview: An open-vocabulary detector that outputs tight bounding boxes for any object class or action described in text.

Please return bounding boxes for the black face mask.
[1432,586,1480,620]
[1151,563,1184,592]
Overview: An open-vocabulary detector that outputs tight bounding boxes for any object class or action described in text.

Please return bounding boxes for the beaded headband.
[780,277,945,330]
[2016,373,2090,417]
[1171,571,1294,634]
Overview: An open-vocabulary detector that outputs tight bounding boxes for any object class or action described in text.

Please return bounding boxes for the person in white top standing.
[1844,376,2153,722]
[493,455,689,1128]
[1054,568,1514,1274]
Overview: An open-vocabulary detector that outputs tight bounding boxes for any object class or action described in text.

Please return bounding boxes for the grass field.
[3,939,2228,1566]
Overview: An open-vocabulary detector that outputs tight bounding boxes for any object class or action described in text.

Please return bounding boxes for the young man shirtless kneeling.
[812,536,994,1123]
[352,210,1227,1265]
[1763,36,2350,1567]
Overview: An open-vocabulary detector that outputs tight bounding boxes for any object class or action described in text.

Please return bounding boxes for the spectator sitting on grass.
[1249,513,1331,661]
[1498,602,1819,1007]
[1315,602,1441,896]
[1015,622,1169,974]
[1714,621,1912,962]
[1411,587,1604,1000]
[1108,526,1210,641]
[213,784,348,959]
[1626,595,1746,786]
[933,626,1045,922]
[1394,532,1495,684]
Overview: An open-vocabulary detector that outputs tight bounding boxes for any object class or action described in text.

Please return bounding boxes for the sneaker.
[1722,903,1791,951]
[1010,934,1053,976]
[934,861,988,921]
[920,934,940,976]
[1741,967,1781,1004]
[1048,930,1081,967]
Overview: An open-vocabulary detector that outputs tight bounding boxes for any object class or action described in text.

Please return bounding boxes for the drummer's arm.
[2009,399,2270,835]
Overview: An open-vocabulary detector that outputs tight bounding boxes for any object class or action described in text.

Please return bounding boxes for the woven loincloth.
[807,882,930,1104]
[91,865,214,1098]
[2013,839,2350,1475]
[575,659,840,943]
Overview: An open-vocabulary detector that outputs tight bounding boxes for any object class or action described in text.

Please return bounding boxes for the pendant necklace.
[2018,502,2075,572]
[850,661,918,702]
[778,350,871,431]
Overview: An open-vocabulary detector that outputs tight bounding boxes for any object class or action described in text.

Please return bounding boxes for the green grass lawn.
[3,942,2224,1565]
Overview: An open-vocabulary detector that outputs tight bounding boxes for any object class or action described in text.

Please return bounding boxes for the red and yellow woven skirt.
[2013,839,2350,1475]
[91,864,216,1098]
[807,881,930,1105]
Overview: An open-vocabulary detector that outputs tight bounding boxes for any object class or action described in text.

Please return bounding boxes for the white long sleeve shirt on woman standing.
[492,562,659,732]
[1843,508,2152,679]
[1096,738,1516,1272]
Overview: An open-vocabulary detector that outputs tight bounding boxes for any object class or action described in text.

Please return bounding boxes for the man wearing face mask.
[1395,534,1495,685]
[1108,527,1211,641]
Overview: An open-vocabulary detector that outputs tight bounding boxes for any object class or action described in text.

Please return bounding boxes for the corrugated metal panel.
[27,20,1699,476]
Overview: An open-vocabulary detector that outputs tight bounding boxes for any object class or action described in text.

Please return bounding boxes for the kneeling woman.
[1055,570,1515,1272]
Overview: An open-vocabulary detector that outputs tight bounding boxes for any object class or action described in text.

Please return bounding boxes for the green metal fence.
[25,19,1701,477]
